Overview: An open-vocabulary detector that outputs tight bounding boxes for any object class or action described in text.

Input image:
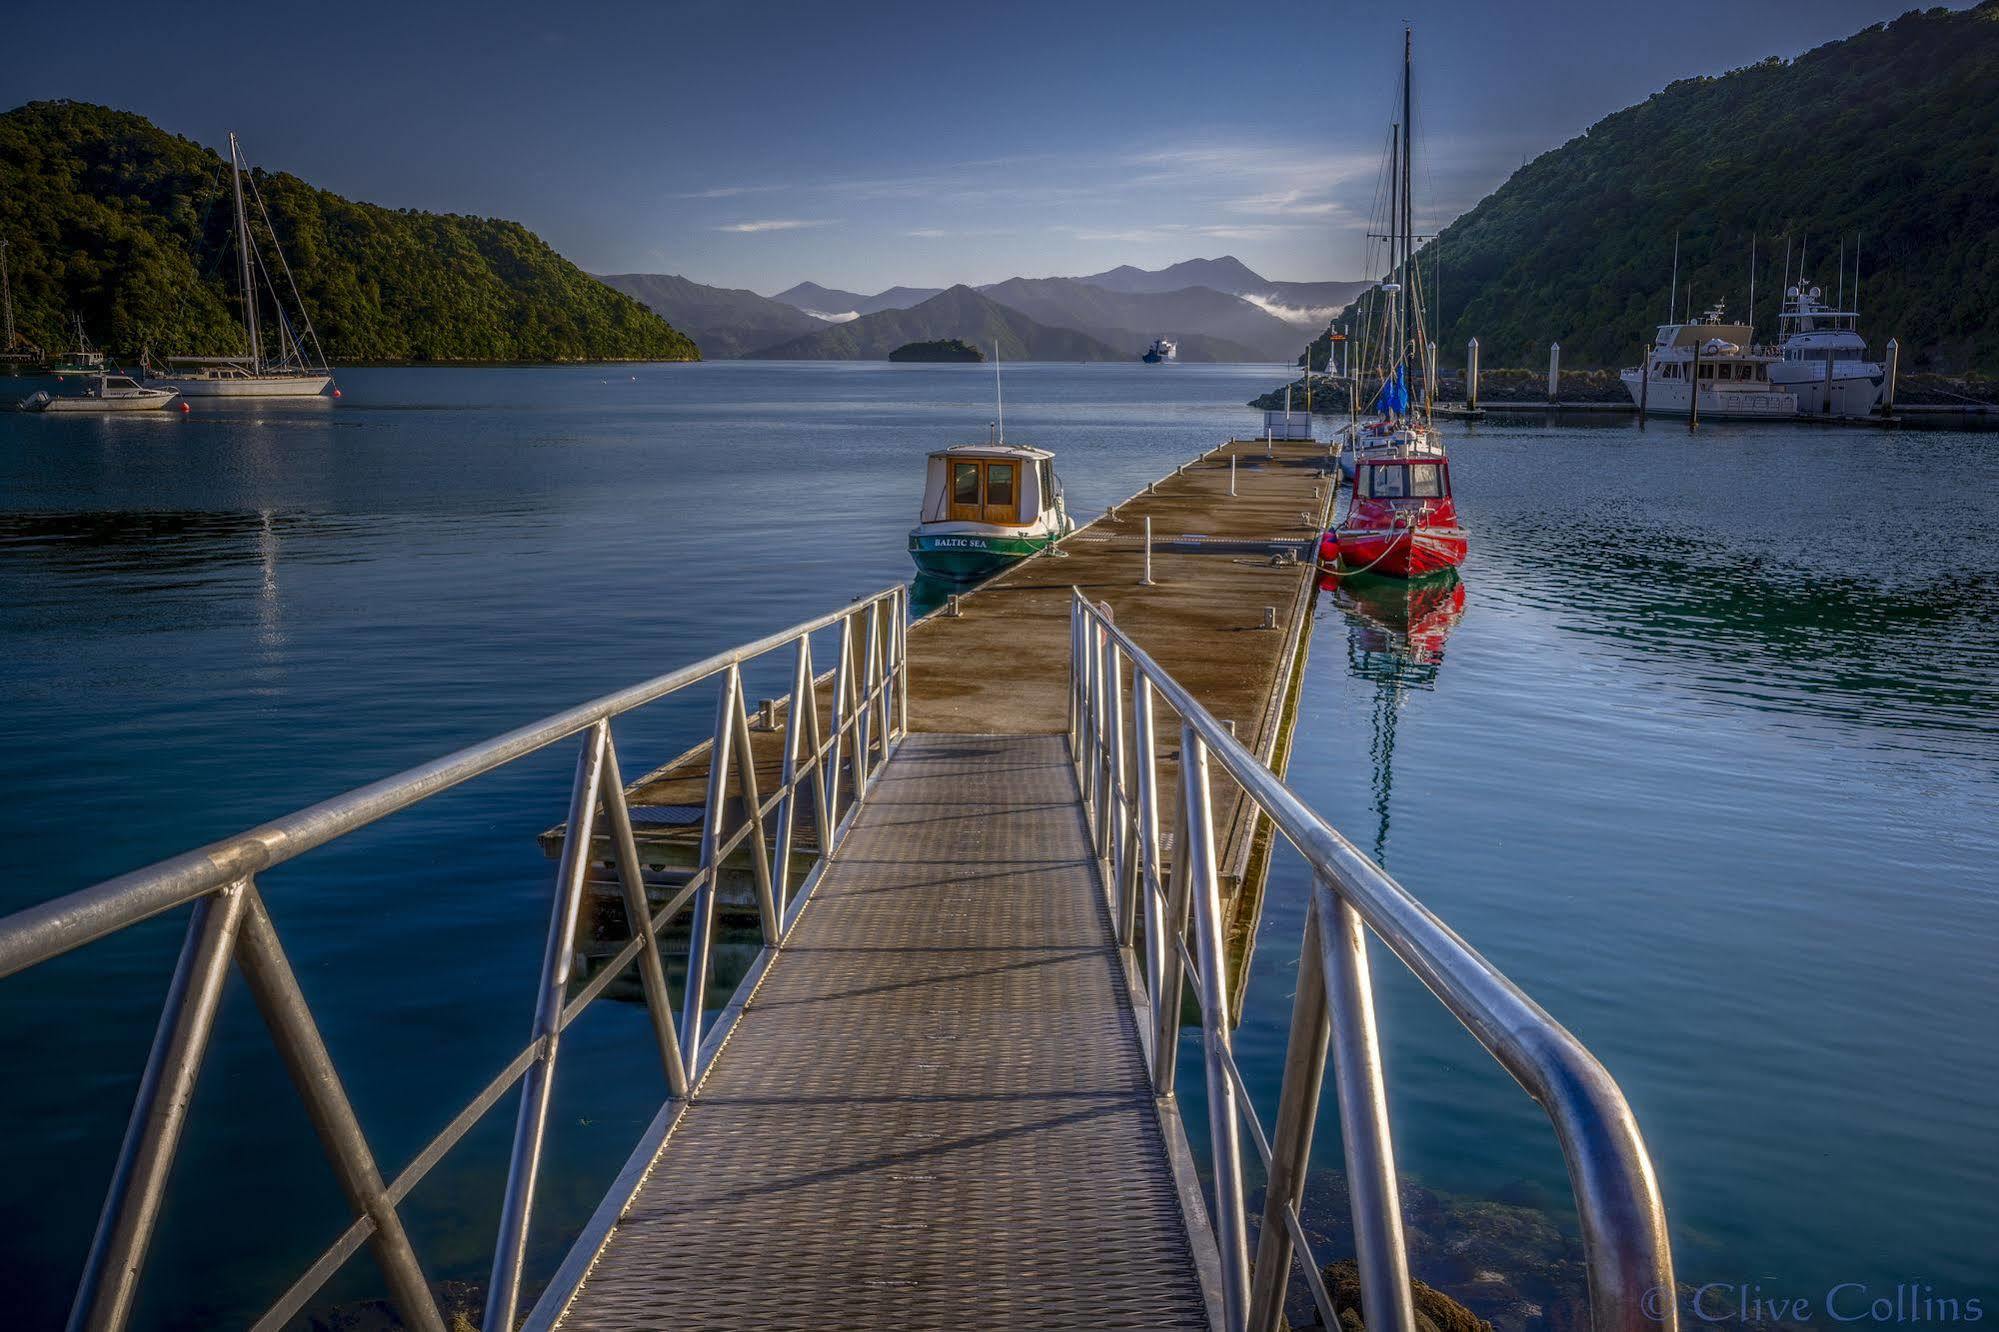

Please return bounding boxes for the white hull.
[29,393,177,413]
[1767,364,1884,417]
[157,374,332,398]
[1620,372,1798,419]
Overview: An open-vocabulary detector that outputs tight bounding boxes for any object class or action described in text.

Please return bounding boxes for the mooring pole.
[1823,345,1837,416]
[1142,516,1155,586]
[1466,337,1479,411]
[1637,344,1649,427]
[1689,337,1702,432]
[1547,341,1561,403]
[1884,338,1899,415]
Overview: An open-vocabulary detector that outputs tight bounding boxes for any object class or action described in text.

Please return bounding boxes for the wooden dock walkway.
[550,735,1216,1329]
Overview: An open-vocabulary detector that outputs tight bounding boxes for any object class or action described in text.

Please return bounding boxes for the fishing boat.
[1620,303,1795,419]
[1321,30,1468,581]
[908,442,1072,581]
[48,318,106,378]
[20,374,178,413]
[147,133,332,399]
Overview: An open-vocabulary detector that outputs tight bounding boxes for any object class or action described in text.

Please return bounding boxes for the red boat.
[1320,419,1468,578]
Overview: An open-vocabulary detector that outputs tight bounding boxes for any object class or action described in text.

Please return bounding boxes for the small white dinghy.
[21,373,179,413]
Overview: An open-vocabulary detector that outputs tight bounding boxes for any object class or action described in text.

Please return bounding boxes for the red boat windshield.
[1359,461,1449,499]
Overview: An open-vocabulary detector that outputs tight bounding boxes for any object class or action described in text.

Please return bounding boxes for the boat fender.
[1318,531,1340,565]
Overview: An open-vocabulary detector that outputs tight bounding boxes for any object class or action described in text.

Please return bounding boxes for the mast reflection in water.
[1321,569,1466,862]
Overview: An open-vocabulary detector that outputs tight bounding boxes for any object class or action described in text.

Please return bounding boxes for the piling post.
[1637,344,1649,427]
[1547,341,1561,403]
[1142,516,1155,586]
[1884,338,1899,414]
[1425,340,1436,415]
[1689,337,1702,432]
[1466,337,1479,411]
[1229,454,1237,496]
[1823,344,1837,416]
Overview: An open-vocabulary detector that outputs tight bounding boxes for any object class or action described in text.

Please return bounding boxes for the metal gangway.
[0,586,1675,1332]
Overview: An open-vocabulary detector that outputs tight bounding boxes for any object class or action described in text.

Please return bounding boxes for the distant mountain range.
[747,285,1127,361]
[607,257,1365,362]
[769,282,945,320]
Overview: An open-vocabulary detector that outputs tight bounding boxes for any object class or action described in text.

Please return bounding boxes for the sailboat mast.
[1668,230,1679,324]
[1385,121,1400,386]
[1748,234,1756,343]
[229,133,264,369]
[1401,27,1414,378]
[1,240,14,350]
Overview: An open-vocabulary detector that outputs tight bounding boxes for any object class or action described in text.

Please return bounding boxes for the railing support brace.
[599,734,691,1099]
[235,885,446,1332]
[69,881,248,1332]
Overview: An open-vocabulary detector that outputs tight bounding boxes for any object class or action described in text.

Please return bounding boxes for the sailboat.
[0,241,44,373]
[149,133,333,398]
[1322,30,1468,580]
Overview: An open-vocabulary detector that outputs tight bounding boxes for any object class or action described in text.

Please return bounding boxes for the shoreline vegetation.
[0,101,697,365]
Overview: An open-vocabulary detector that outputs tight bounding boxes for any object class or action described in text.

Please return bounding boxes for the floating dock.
[560,436,1334,1009]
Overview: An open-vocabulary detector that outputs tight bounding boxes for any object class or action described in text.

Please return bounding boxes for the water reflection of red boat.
[1319,420,1468,578]
[1320,568,1467,668]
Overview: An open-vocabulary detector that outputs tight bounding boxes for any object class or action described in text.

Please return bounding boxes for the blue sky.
[17,0,1925,292]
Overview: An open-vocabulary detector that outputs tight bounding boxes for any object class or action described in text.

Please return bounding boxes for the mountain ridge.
[1395,2,1999,371]
[0,100,696,363]
[746,285,1126,361]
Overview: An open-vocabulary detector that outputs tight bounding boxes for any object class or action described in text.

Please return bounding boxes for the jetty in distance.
[0,432,1673,1331]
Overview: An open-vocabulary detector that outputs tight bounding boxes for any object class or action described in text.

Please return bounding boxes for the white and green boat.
[908,443,1073,583]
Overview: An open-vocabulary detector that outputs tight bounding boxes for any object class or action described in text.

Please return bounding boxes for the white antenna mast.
[1668,229,1679,323]
[993,340,1004,443]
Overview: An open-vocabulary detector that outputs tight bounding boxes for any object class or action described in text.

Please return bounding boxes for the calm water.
[1,363,1993,1328]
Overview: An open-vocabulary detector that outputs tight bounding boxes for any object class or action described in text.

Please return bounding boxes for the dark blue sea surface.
[1,362,1993,1327]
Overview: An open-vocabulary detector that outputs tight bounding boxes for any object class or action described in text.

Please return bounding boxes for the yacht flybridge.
[148,133,333,399]
[1621,304,1797,419]
[1322,29,1468,581]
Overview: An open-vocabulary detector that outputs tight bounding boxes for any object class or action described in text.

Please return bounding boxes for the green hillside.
[0,100,697,363]
[1399,3,1999,372]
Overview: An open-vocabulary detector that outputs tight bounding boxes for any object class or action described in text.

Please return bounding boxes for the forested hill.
[1402,3,1999,372]
[0,101,697,363]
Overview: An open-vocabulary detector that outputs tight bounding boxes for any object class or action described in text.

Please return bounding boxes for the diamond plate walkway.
[550,734,1217,1330]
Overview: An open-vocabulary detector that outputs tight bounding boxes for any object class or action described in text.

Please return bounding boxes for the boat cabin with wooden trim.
[908,443,1073,583]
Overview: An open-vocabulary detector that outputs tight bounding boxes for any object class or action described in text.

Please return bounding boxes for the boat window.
[986,463,1015,509]
[1408,463,1444,498]
[1698,363,1714,379]
[952,463,981,506]
[1363,464,1407,498]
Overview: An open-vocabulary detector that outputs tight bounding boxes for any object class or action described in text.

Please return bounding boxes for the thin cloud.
[715,219,837,233]
[905,228,950,238]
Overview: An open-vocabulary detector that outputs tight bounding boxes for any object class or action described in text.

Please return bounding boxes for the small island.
[888,338,984,363]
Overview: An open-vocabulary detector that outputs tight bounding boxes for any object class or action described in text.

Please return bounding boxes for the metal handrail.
[1069,590,1675,1332]
[0,586,909,1332]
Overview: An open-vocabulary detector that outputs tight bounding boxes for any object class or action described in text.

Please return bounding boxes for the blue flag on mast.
[1380,364,1409,415]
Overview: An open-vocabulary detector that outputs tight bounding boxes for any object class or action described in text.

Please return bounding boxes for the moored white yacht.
[147,133,333,399]
[1621,304,1796,419]
[1767,282,1885,417]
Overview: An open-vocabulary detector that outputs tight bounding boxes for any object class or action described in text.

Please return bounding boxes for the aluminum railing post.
[827,617,853,822]
[1080,617,1101,815]
[895,587,910,740]
[1152,778,1194,1094]
[1067,595,1082,760]
[1182,726,1252,1330]
[1132,676,1166,1024]
[772,634,812,919]
[233,885,446,1332]
[1106,643,1137,946]
[1092,622,1113,850]
[1313,875,1419,1332]
[486,723,610,1332]
[680,667,740,1076]
[69,880,248,1332]
[728,676,781,945]
[798,638,834,871]
[1245,901,1334,1332]
[598,732,691,1099]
